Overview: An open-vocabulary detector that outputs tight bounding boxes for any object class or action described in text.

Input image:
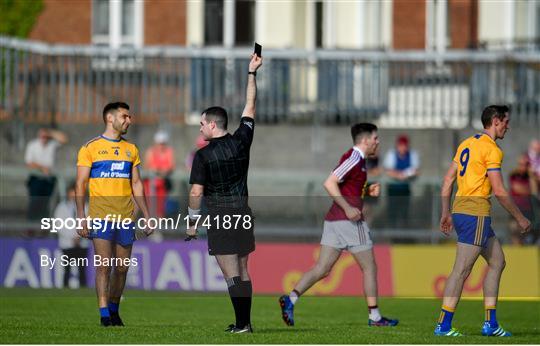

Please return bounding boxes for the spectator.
[25,128,68,223]
[508,153,537,245]
[55,183,88,288]
[383,134,420,229]
[527,139,540,196]
[144,130,175,218]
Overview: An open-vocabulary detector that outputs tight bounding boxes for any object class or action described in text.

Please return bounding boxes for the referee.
[187,53,262,334]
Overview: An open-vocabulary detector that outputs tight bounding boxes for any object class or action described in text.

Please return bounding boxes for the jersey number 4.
[459,148,470,176]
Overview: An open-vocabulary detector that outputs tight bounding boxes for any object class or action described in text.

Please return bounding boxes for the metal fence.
[1,36,539,128]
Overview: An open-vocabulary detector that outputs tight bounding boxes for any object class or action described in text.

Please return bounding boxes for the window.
[204,0,255,46]
[92,0,109,44]
[121,0,135,42]
[536,4,540,41]
[204,0,224,45]
[92,0,143,48]
[315,1,323,48]
[235,0,255,46]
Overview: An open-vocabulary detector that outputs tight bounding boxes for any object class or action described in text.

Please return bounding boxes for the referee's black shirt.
[189,117,254,212]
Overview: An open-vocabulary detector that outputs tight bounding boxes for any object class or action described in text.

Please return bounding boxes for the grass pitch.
[0,288,538,344]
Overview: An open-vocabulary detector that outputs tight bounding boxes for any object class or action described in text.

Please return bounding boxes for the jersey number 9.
[459,148,470,176]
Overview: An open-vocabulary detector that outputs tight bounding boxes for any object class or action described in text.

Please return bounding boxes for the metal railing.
[1,36,539,128]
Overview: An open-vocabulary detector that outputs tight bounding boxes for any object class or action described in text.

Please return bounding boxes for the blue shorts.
[88,220,136,247]
[452,213,495,248]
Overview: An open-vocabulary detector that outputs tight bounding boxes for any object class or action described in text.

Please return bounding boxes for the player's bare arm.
[131,166,153,235]
[187,184,204,237]
[75,166,90,238]
[488,170,531,233]
[323,173,361,221]
[241,54,263,119]
[529,165,539,196]
[440,162,457,235]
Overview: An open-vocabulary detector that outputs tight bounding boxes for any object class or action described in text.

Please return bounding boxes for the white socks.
[368,306,381,322]
[289,291,299,305]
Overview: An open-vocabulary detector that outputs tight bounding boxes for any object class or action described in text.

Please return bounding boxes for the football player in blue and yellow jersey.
[435,105,531,337]
[75,102,152,327]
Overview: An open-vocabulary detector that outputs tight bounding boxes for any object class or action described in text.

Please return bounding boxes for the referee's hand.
[249,53,262,72]
[185,225,198,241]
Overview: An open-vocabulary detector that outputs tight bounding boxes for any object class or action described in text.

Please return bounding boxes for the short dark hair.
[202,106,228,130]
[351,123,378,143]
[481,105,509,128]
[102,102,130,123]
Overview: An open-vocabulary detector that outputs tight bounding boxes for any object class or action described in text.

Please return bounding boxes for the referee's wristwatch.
[248,71,257,76]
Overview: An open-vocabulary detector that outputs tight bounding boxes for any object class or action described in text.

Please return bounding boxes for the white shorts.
[321,220,373,253]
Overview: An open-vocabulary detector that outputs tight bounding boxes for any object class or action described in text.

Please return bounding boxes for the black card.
[254,42,262,57]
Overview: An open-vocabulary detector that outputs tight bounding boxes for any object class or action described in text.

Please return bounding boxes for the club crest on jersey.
[126,150,131,158]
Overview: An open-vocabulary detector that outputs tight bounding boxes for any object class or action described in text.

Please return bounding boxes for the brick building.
[29,0,186,47]
[25,0,537,51]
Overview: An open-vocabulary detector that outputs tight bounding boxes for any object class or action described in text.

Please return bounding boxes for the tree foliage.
[0,0,44,38]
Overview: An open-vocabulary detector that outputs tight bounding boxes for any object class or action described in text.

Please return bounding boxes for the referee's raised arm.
[242,54,263,119]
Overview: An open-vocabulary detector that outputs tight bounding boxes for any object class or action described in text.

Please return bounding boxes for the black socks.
[226,276,252,328]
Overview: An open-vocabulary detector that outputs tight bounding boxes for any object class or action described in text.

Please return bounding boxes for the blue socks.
[437,305,455,331]
[99,307,110,318]
[108,302,120,314]
[485,306,498,327]
[99,302,120,318]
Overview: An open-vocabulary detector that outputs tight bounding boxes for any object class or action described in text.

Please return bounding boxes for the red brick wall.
[449,0,478,49]
[393,0,426,50]
[144,0,186,45]
[28,0,187,46]
[29,0,91,44]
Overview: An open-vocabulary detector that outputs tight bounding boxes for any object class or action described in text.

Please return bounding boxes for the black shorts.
[207,224,255,257]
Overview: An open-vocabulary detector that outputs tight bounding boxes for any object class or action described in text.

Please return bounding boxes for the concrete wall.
[186,0,204,46]
[257,1,296,48]
[479,0,514,43]
[4,121,538,181]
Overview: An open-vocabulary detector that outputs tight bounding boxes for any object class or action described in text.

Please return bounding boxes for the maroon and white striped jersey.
[325,147,368,221]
